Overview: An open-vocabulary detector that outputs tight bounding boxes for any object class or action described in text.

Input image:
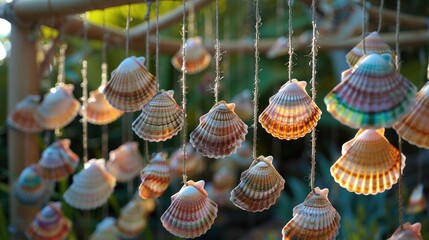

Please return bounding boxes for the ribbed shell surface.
[259,79,321,140]
[171,37,211,74]
[106,142,143,182]
[139,153,170,199]
[85,87,123,125]
[103,56,157,112]
[388,222,423,240]
[132,90,184,142]
[13,165,51,205]
[7,95,42,133]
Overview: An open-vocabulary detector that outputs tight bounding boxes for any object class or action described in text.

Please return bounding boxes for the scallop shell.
[407,184,426,214]
[132,90,184,142]
[282,187,341,240]
[139,153,170,199]
[107,142,143,182]
[266,36,288,59]
[116,199,147,238]
[330,129,406,195]
[171,37,211,74]
[37,139,79,181]
[388,222,423,240]
[103,56,157,112]
[90,217,120,240]
[206,182,231,207]
[85,86,123,125]
[13,165,52,205]
[324,54,417,129]
[161,180,218,239]
[213,166,236,190]
[25,202,72,240]
[393,83,429,149]
[7,95,43,133]
[64,158,116,210]
[230,155,285,212]
[259,79,321,140]
[229,141,253,169]
[232,89,253,121]
[346,31,394,67]
[169,143,205,177]
[34,83,81,130]
[190,101,248,159]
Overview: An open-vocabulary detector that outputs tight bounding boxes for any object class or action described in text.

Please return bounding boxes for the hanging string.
[214,0,221,103]
[144,0,152,163]
[122,3,132,143]
[276,0,285,36]
[57,43,67,85]
[377,0,384,32]
[155,0,160,89]
[125,4,131,59]
[181,0,188,184]
[189,4,196,37]
[287,0,293,80]
[252,0,261,161]
[101,11,109,161]
[362,0,367,54]
[81,13,89,163]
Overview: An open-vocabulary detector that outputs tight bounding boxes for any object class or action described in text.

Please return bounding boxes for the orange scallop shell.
[85,86,123,125]
[171,37,211,74]
[388,222,423,240]
[139,153,170,199]
[106,142,143,182]
[7,95,43,133]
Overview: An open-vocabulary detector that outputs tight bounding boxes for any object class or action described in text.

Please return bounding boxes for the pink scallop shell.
[7,95,43,133]
[107,142,143,182]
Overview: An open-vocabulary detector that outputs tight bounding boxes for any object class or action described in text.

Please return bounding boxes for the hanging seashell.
[161,180,218,239]
[229,140,253,169]
[139,153,170,199]
[7,95,43,133]
[102,56,157,112]
[106,142,144,182]
[346,31,394,67]
[37,139,79,181]
[266,36,289,59]
[207,166,237,206]
[230,155,285,212]
[388,222,423,240]
[34,83,81,130]
[25,202,72,240]
[406,184,427,214]
[116,199,148,238]
[132,90,184,142]
[171,37,211,74]
[259,79,321,140]
[169,143,205,177]
[232,89,253,121]
[85,86,123,125]
[90,217,120,240]
[190,101,248,159]
[330,129,406,195]
[324,54,417,129]
[64,159,116,210]
[393,83,429,149]
[13,165,52,205]
[282,187,341,240]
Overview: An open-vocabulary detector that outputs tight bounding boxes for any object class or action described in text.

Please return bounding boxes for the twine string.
[287,0,293,80]
[377,0,385,32]
[145,0,152,163]
[362,0,367,54]
[156,0,160,89]
[125,3,130,58]
[81,13,89,163]
[57,43,67,85]
[214,0,221,103]
[252,0,261,161]
[189,4,196,37]
[101,11,109,161]
[181,0,188,184]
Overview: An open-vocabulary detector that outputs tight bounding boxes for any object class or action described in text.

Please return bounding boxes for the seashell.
[213,166,236,190]
[169,143,205,177]
[171,37,211,74]
[346,31,394,67]
[132,90,184,142]
[7,95,43,133]
[37,139,79,181]
[190,101,248,159]
[161,180,218,239]
[90,217,120,240]
[85,86,123,125]
[13,165,52,205]
[232,89,253,121]
[330,129,406,195]
[116,199,148,238]
[388,222,423,240]
[229,141,253,169]
[407,184,427,214]
[106,142,143,182]
[230,155,285,212]
[103,56,157,112]
[266,36,288,59]
[259,79,321,140]
[324,54,417,129]
[25,202,72,240]
[341,128,385,155]
[282,187,341,240]
[34,83,81,130]
[64,158,116,210]
[206,182,231,207]
[139,153,170,199]
[393,83,429,148]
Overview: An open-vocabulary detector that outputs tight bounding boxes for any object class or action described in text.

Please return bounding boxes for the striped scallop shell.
[13,165,52,205]
[64,159,116,210]
[132,90,184,142]
[190,101,248,159]
[388,222,423,240]
[25,202,72,240]
[232,90,253,121]
[107,142,143,182]
[230,155,285,212]
[85,86,123,125]
[161,180,218,239]
[34,83,81,130]
[393,83,429,149]
[103,56,157,112]
[139,153,170,199]
[407,184,426,214]
[282,187,341,240]
[7,95,42,133]
[37,139,79,181]
[259,79,321,140]
[324,54,417,129]
[171,37,211,74]
[169,143,205,177]
[266,36,288,59]
[90,217,120,240]
[116,200,147,238]
[346,31,394,67]
[330,129,406,195]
